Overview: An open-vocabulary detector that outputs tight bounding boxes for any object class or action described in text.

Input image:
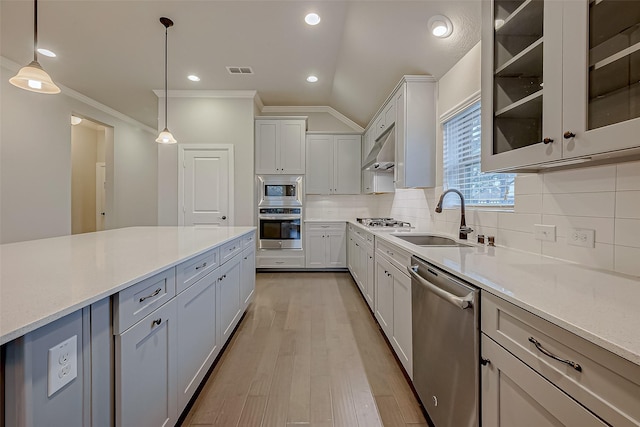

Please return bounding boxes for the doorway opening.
[70,115,113,234]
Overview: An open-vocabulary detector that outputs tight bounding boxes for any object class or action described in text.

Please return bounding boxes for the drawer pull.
[275,261,285,264]
[195,262,207,270]
[152,318,162,327]
[139,288,162,302]
[229,247,236,251]
[387,250,394,256]
[528,337,582,372]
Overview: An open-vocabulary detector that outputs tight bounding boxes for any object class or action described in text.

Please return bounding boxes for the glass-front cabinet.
[482,0,640,172]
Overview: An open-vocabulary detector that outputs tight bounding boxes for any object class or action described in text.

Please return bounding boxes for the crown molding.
[2,56,156,134]
[153,89,259,99]
[260,105,363,132]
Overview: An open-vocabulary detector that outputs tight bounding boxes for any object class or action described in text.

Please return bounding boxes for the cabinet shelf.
[496,37,543,76]
[591,40,640,71]
[495,90,543,118]
[496,0,543,37]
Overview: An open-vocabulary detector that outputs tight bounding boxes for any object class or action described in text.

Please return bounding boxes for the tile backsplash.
[306,159,640,278]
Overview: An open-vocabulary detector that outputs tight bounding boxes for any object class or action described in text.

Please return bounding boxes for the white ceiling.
[1,1,481,129]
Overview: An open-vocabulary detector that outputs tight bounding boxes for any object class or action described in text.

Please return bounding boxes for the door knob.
[221,216,227,220]
[542,137,554,144]
[564,131,576,139]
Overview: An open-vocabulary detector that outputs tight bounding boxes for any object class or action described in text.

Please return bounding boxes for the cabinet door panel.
[306,135,333,194]
[218,256,242,343]
[306,230,327,267]
[280,121,306,174]
[365,248,375,310]
[240,247,256,308]
[334,135,361,195]
[115,300,177,427]
[375,257,394,338]
[481,335,607,427]
[176,273,218,412]
[327,228,346,267]
[255,121,279,174]
[392,268,412,378]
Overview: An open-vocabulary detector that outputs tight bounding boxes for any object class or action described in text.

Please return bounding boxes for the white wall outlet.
[47,335,78,397]
[534,224,556,242]
[568,228,595,248]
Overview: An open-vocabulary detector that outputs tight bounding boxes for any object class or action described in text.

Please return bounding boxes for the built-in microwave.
[257,175,303,207]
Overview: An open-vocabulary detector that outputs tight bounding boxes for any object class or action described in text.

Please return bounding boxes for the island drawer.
[113,268,176,334]
[220,238,242,265]
[176,248,219,294]
[242,232,256,249]
[482,292,640,427]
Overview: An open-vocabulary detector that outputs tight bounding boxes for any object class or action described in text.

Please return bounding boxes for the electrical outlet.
[534,224,556,242]
[48,335,77,397]
[568,228,595,248]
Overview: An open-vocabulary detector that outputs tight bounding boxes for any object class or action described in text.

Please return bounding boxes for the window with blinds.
[442,101,515,207]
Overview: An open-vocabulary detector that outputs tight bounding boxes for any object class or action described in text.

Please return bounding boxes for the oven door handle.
[407,266,474,310]
[259,216,301,220]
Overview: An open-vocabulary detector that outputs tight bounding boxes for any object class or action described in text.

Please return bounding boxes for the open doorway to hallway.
[70,115,112,234]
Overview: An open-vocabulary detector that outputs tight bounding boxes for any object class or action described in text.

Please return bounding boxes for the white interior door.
[179,145,234,226]
[96,162,106,231]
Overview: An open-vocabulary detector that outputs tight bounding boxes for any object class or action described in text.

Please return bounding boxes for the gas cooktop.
[356,217,412,229]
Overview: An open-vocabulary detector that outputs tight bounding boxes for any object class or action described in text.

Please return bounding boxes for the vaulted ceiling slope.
[1,1,481,129]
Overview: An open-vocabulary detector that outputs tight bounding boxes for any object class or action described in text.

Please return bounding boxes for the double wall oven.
[257,175,303,250]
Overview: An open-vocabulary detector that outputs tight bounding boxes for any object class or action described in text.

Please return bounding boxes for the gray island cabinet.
[1,226,256,427]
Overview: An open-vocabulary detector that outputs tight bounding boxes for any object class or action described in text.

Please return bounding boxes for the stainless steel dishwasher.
[408,256,479,427]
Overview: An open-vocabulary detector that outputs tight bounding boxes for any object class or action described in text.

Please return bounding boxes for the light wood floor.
[180,272,428,427]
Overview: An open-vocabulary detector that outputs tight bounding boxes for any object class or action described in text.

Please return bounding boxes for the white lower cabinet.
[115,299,177,427]
[305,223,346,268]
[218,253,242,343]
[240,245,256,310]
[176,272,219,413]
[481,335,606,427]
[364,246,375,310]
[375,256,394,338]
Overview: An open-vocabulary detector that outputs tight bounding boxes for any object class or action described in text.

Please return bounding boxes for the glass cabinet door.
[481,0,563,172]
[563,0,640,158]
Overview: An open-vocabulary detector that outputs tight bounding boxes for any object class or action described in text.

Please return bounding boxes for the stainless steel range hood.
[362,124,395,171]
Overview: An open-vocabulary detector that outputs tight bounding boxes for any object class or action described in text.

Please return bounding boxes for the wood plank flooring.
[180,272,428,427]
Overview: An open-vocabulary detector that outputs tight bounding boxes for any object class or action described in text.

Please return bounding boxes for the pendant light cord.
[164,24,168,129]
[33,0,38,62]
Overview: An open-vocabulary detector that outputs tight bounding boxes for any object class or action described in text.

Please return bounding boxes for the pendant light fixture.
[156,17,177,144]
[9,0,60,94]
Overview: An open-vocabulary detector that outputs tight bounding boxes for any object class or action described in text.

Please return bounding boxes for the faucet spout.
[435,189,473,240]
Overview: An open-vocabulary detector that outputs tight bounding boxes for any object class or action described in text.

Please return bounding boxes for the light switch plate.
[48,335,78,397]
[534,224,556,242]
[568,228,595,248]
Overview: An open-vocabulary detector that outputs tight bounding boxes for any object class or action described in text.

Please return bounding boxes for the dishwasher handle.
[408,265,474,310]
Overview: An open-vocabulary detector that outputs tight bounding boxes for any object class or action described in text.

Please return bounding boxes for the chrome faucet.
[435,189,474,240]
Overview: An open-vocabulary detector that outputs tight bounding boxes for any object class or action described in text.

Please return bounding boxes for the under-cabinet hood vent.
[226,66,254,75]
[362,124,395,171]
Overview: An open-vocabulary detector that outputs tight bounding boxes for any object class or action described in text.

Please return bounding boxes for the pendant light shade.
[10,0,60,94]
[156,17,177,144]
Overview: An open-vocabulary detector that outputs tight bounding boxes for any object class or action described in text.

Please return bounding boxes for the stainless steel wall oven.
[258,207,302,249]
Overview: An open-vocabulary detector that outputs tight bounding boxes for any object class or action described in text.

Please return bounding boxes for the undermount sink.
[391,233,471,247]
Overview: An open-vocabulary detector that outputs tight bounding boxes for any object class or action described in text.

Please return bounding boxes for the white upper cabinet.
[482,0,640,172]
[255,117,307,174]
[306,133,361,195]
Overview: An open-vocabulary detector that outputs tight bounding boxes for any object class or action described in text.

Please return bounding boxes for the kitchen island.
[1,226,256,427]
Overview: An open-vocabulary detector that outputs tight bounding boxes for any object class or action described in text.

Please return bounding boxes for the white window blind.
[442,101,515,207]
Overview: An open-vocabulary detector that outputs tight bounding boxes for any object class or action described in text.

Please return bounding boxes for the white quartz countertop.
[0,226,255,345]
[347,221,640,366]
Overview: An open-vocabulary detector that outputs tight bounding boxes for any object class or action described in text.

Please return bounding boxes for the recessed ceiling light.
[305,13,321,26]
[37,48,56,57]
[187,75,200,82]
[428,15,453,38]
[306,75,318,83]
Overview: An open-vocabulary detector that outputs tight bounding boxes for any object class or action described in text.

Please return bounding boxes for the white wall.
[157,95,255,226]
[1,62,158,243]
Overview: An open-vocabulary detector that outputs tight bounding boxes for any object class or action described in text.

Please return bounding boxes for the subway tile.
[498,212,542,233]
[542,164,616,194]
[616,160,640,191]
[542,192,615,218]
[514,194,543,214]
[614,245,640,277]
[542,214,614,244]
[615,191,640,219]
[614,218,640,248]
[496,229,541,254]
[515,174,543,195]
[468,210,499,228]
[542,239,614,270]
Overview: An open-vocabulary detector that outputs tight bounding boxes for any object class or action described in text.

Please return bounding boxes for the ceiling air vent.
[226,66,254,75]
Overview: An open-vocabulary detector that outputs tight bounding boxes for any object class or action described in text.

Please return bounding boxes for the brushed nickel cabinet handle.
[139,288,162,303]
[529,337,582,372]
[195,262,207,270]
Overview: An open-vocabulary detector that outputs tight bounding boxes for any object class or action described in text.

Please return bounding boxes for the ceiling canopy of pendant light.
[9,0,60,94]
[156,17,177,144]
